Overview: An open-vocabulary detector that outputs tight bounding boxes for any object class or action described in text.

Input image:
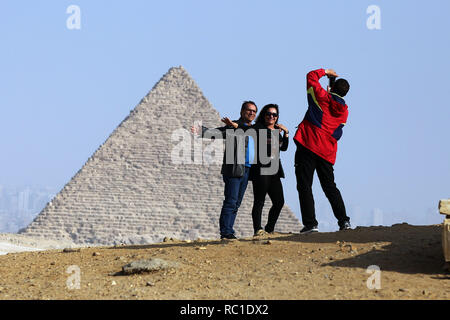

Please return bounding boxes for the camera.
[328,76,336,88]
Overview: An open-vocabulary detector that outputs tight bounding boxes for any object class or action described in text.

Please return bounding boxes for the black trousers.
[294,143,349,228]
[251,174,285,234]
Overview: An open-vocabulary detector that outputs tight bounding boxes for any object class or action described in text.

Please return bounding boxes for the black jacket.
[238,122,289,180]
[201,118,252,178]
[234,123,289,180]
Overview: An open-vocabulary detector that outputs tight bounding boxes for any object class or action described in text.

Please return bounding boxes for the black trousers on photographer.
[294,142,350,229]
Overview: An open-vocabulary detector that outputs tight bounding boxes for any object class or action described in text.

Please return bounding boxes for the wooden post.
[439,199,450,262]
[439,199,450,215]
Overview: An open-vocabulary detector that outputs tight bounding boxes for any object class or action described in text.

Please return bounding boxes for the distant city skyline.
[0,185,56,233]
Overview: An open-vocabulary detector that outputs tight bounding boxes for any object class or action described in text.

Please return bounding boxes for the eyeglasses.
[245,109,257,114]
[265,112,278,118]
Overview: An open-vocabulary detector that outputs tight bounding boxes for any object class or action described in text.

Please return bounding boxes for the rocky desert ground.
[0,223,448,300]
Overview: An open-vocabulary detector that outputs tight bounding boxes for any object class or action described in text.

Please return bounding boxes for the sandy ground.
[0,223,448,300]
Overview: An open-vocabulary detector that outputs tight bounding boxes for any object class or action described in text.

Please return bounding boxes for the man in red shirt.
[293,68,351,233]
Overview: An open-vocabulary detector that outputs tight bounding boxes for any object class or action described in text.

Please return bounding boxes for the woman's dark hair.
[256,104,279,125]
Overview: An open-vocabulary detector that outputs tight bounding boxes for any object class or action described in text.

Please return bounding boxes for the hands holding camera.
[325,69,339,78]
[325,69,339,93]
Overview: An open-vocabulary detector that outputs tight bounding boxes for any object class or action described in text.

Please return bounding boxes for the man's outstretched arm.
[191,118,237,139]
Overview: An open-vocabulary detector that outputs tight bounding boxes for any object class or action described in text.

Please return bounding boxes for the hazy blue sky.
[0,1,449,230]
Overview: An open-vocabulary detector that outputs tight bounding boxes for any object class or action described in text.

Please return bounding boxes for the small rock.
[398,288,407,292]
[111,281,117,286]
[344,244,357,252]
[93,252,101,256]
[196,246,207,250]
[50,262,56,266]
[63,248,80,253]
[265,240,272,245]
[122,258,179,275]
[146,281,155,287]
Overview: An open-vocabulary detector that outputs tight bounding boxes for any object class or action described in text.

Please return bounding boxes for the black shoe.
[264,227,275,234]
[221,234,237,240]
[339,221,351,231]
[300,225,319,234]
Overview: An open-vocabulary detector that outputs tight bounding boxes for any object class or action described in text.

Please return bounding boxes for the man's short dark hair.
[241,101,258,113]
[331,79,350,97]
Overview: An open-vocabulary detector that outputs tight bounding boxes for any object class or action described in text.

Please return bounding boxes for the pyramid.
[20,67,302,245]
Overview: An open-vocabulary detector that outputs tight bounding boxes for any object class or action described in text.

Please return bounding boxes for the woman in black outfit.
[249,104,289,236]
[223,104,289,236]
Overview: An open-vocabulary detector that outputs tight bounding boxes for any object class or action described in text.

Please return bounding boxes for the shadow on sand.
[275,224,448,276]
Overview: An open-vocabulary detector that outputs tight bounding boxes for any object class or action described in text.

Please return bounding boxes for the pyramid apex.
[142,66,194,99]
[153,65,193,85]
[166,65,187,75]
